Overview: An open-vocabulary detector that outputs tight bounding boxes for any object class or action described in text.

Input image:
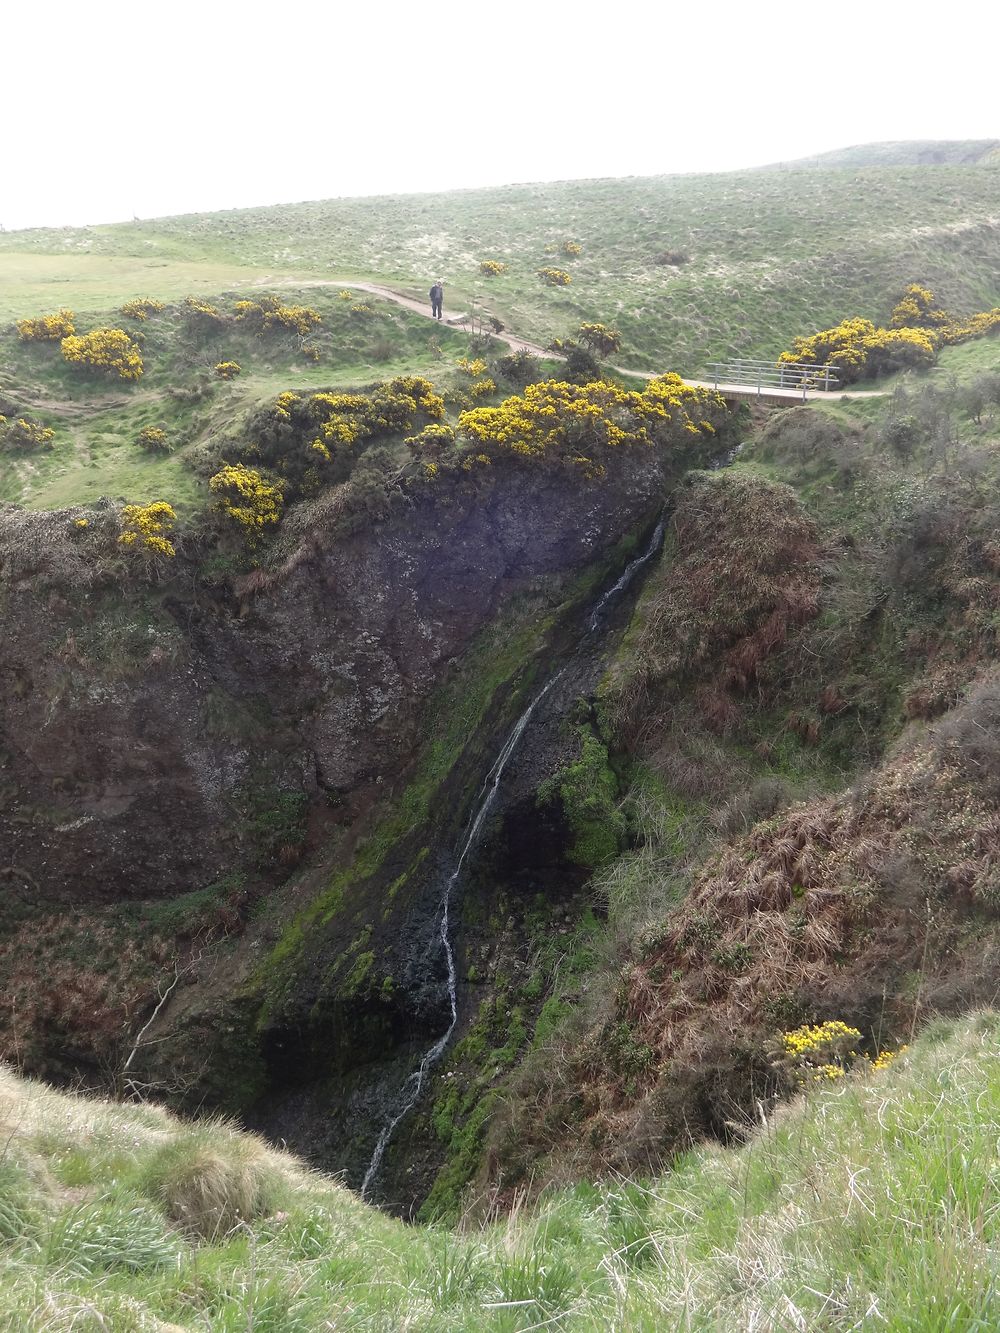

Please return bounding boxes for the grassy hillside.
[764,138,1000,169]
[0,1013,997,1329]
[2,158,998,377]
[0,286,473,512]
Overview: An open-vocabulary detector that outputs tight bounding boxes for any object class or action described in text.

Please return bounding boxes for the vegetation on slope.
[0,1013,997,1328]
[1,158,998,373]
[420,346,1000,1207]
[765,138,1000,168]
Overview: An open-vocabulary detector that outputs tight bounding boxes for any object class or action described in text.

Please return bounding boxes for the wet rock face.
[0,456,666,903]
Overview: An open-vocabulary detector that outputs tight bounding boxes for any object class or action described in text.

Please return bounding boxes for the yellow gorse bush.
[470,378,496,399]
[234,296,322,337]
[61,328,144,381]
[16,309,75,341]
[214,361,242,380]
[890,284,949,329]
[781,1021,861,1058]
[118,502,177,558]
[778,317,936,383]
[479,260,508,276]
[458,374,725,479]
[183,297,229,332]
[136,426,170,452]
[457,357,488,377]
[562,240,582,256]
[120,298,165,322]
[778,1021,862,1086]
[578,323,622,358]
[784,287,1000,384]
[869,1044,909,1073]
[2,416,55,450]
[209,464,283,541]
[404,422,456,455]
[537,268,572,287]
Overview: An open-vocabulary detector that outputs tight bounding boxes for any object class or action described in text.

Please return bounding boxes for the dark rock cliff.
[0,455,670,904]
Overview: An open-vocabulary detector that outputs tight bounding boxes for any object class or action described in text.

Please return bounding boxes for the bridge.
[699,359,840,403]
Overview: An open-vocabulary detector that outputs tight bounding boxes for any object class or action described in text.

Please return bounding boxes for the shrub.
[561,240,582,256]
[1,415,54,450]
[934,681,1000,797]
[458,374,727,478]
[61,328,144,380]
[136,426,170,452]
[883,413,923,457]
[405,422,456,456]
[496,348,539,386]
[479,259,508,276]
[229,377,446,502]
[183,296,229,334]
[537,268,572,287]
[457,357,488,377]
[889,284,949,329]
[120,298,164,322]
[337,289,354,300]
[301,343,321,362]
[778,317,937,384]
[654,249,689,266]
[233,296,322,336]
[939,307,1000,344]
[577,322,622,358]
[209,464,284,540]
[16,308,75,341]
[214,360,242,380]
[470,377,496,399]
[118,502,177,557]
[775,1021,862,1086]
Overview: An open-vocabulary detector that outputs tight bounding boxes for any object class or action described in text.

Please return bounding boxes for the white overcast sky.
[3,0,997,231]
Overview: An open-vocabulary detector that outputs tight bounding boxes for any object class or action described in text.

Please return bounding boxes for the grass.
[2,164,998,377]
[0,284,471,512]
[0,1014,998,1327]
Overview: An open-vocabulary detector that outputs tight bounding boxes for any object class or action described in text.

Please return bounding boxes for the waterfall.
[361,517,666,1199]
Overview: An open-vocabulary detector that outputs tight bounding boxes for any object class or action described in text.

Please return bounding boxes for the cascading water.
[361,517,667,1198]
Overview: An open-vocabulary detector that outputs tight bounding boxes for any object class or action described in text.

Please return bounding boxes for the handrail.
[706,360,840,400]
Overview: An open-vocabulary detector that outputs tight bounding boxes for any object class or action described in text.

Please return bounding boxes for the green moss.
[340,951,375,999]
[538,726,625,870]
[533,997,573,1048]
[418,1093,499,1224]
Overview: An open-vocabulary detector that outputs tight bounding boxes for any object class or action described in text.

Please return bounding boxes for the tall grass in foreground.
[1,1012,999,1328]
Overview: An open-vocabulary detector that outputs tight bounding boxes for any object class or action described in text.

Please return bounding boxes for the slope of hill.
[763,138,1000,169]
[1,155,998,375]
[0,1013,996,1329]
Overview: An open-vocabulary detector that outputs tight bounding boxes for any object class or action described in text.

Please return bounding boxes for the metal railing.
[706,359,839,399]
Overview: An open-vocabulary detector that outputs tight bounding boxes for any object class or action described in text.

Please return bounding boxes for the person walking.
[429,281,444,320]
